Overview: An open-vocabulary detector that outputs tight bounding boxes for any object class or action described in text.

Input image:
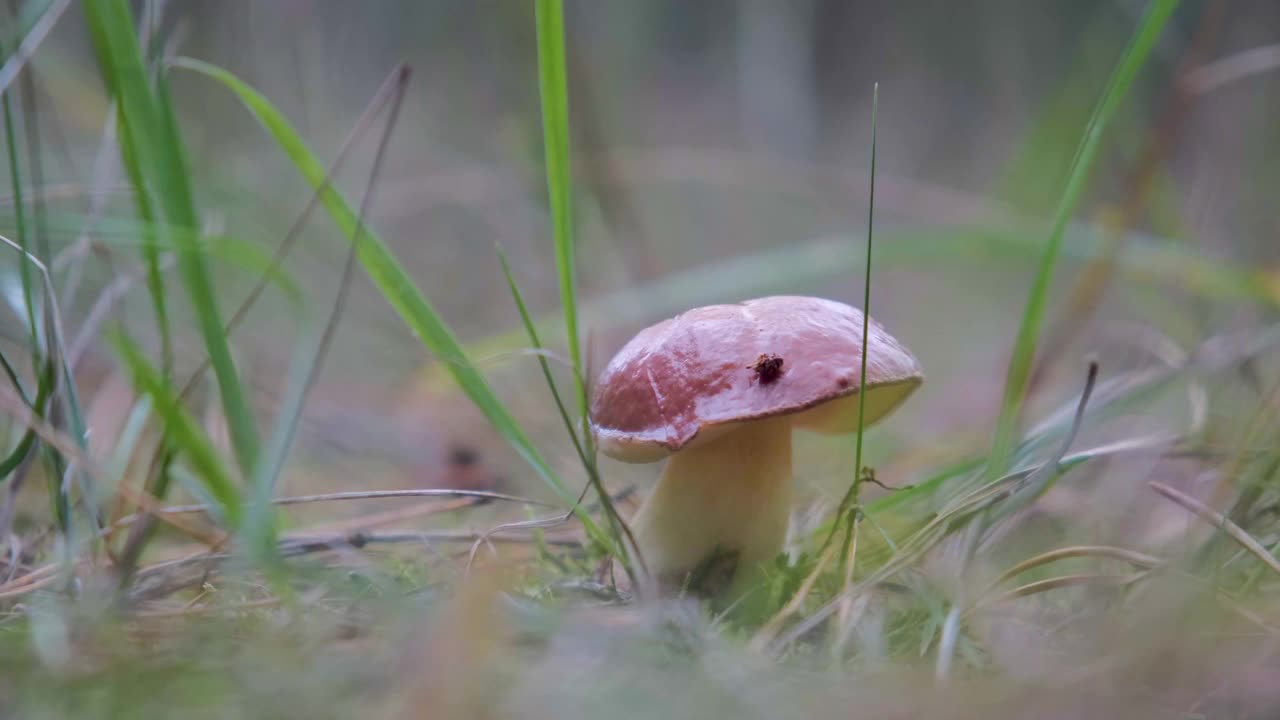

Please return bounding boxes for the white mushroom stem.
[629,416,792,595]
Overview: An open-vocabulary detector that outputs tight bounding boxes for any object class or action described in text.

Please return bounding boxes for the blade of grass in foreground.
[496,244,586,470]
[533,0,588,438]
[173,58,618,555]
[0,29,45,496]
[534,0,639,576]
[83,0,260,478]
[112,333,241,527]
[838,83,880,584]
[0,48,37,369]
[244,64,408,569]
[986,0,1180,478]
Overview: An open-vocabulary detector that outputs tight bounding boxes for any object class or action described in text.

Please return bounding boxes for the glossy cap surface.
[590,295,923,463]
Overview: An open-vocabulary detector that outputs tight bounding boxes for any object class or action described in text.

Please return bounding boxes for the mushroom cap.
[590,295,923,463]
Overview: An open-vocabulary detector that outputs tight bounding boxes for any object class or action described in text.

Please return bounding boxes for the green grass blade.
[173,58,617,554]
[986,0,1180,477]
[111,332,241,526]
[0,355,50,478]
[0,344,29,404]
[244,64,407,569]
[532,6,641,575]
[533,0,589,444]
[496,244,588,470]
[0,36,37,367]
[240,334,305,564]
[225,237,307,566]
[82,3,167,368]
[852,83,879,498]
[80,1,171,366]
[116,108,172,367]
[835,83,881,582]
[83,0,260,477]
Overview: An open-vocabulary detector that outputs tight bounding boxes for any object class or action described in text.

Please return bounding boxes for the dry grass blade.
[1183,43,1280,94]
[989,545,1163,591]
[174,63,409,404]
[109,487,552,542]
[1214,593,1280,636]
[0,232,97,515]
[938,360,1098,681]
[177,58,618,554]
[990,360,1099,524]
[240,63,411,568]
[0,561,61,594]
[68,255,176,368]
[0,384,94,473]
[465,512,580,571]
[111,483,229,548]
[0,572,60,600]
[0,0,73,96]
[978,572,1146,608]
[767,361,1105,655]
[1149,480,1280,578]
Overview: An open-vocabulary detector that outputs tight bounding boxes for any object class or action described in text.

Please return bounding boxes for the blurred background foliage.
[2,0,1280,717]
[14,0,1273,499]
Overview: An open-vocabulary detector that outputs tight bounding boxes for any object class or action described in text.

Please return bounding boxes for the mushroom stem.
[630,416,792,596]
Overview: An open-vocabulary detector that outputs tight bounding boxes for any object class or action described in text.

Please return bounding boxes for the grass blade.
[496,244,586,470]
[496,243,643,579]
[83,0,260,476]
[0,0,70,97]
[0,355,49,478]
[1150,480,1280,578]
[172,58,617,555]
[833,83,880,582]
[532,3,641,576]
[533,0,589,442]
[986,0,1181,477]
[243,63,409,567]
[111,333,241,527]
[0,32,37,366]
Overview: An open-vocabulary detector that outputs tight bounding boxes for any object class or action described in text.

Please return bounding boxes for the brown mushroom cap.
[590,295,923,463]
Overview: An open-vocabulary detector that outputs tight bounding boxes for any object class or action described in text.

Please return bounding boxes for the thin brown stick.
[138,488,558,519]
[111,483,229,547]
[261,63,409,499]
[303,498,478,534]
[282,529,582,550]
[0,572,59,599]
[173,61,411,404]
[0,560,60,594]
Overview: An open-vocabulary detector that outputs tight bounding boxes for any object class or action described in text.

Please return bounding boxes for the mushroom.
[590,295,923,597]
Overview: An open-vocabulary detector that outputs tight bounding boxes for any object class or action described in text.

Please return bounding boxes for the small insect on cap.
[589,295,924,463]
